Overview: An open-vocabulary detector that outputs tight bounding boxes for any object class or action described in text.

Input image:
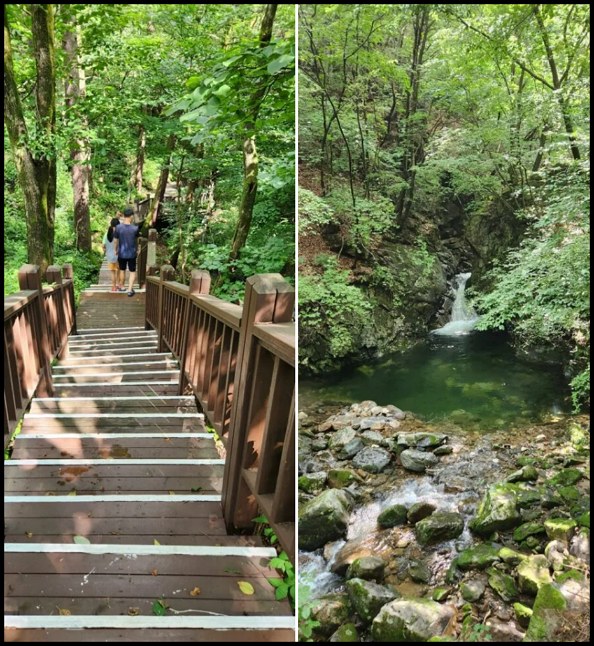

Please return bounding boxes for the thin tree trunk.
[228,4,278,263]
[64,24,91,252]
[148,134,176,226]
[132,124,146,193]
[4,4,56,272]
[533,5,580,161]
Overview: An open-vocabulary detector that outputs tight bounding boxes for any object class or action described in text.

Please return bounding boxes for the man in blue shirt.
[114,207,142,296]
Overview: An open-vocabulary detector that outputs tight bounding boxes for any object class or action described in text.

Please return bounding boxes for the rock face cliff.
[299,191,523,375]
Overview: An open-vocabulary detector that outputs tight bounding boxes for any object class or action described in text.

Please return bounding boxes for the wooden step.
[51,371,180,384]
[52,384,181,397]
[29,395,195,414]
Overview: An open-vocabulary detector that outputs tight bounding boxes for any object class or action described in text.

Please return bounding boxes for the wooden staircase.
[4,281,294,641]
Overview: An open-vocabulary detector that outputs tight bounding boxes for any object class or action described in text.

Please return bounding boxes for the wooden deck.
[4,264,294,641]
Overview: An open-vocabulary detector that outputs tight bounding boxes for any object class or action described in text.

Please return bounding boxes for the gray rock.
[407,502,436,524]
[352,446,392,473]
[415,512,464,546]
[311,436,328,452]
[360,430,388,447]
[400,449,439,473]
[396,432,447,450]
[506,465,539,482]
[371,597,455,642]
[339,437,366,460]
[569,532,590,564]
[408,560,431,584]
[346,556,386,583]
[385,405,406,420]
[359,416,389,430]
[346,578,397,624]
[329,427,358,451]
[299,489,353,551]
[433,445,453,456]
[460,578,485,602]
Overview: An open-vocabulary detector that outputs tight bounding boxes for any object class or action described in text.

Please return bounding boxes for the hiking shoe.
[111,286,118,292]
[127,290,135,297]
[117,287,127,292]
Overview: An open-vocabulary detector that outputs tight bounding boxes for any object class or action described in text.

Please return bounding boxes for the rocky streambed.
[298,401,590,642]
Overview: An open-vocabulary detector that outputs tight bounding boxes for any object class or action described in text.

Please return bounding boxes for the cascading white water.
[431,272,479,336]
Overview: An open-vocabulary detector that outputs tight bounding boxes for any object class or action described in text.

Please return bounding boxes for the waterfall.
[431,272,479,336]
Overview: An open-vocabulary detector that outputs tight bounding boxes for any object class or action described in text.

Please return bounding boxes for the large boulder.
[299,489,353,551]
[298,471,327,493]
[408,502,437,524]
[400,449,439,473]
[346,578,397,624]
[371,598,455,642]
[469,483,521,535]
[415,512,464,546]
[523,584,567,642]
[352,447,392,473]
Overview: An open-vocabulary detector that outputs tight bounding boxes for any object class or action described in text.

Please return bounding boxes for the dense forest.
[5,3,295,302]
[298,4,589,410]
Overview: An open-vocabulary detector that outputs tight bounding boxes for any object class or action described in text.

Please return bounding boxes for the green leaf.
[152,600,167,616]
[73,535,90,544]
[213,83,231,98]
[275,583,289,600]
[185,75,201,90]
[238,581,255,595]
[267,577,284,588]
[267,54,294,75]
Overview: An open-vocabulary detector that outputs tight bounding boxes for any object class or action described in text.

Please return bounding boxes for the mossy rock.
[513,602,533,628]
[346,577,397,625]
[415,512,464,546]
[469,483,521,536]
[555,568,585,585]
[298,471,328,493]
[498,546,527,565]
[431,587,451,602]
[513,522,546,542]
[517,554,553,595]
[311,595,352,638]
[346,556,386,583]
[328,468,361,489]
[457,544,501,570]
[544,518,577,543]
[576,511,590,528]
[407,502,436,524]
[487,568,518,602]
[523,583,567,641]
[517,488,543,508]
[557,485,580,504]
[371,597,455,642]
[408,560,431,584]
[444,558,459,584]
[329,623,359,642]
[506,465,538,483]
[377,504,408,528]
[549,468,583,487]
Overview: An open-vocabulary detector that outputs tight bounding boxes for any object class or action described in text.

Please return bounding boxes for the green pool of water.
[300,331,571,429]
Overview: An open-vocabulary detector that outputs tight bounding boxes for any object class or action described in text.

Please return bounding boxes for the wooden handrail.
[145,268,295,561]
[4,264,76,441]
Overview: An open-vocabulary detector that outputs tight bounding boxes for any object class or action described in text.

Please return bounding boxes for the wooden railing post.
[157,264,175,353]
[62,263,76,336]
[178,270,211,395]
[145,265,158,330]
[17,264,53,397]
[222,273,294,532]
[45,265,67,358]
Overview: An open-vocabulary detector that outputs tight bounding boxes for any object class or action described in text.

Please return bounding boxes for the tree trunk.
[228,4,278,264]
[148,134,176,226]
[64,24,91,252]
[533,5,580,161]
[229,137,259,262]
[132,124,146,193]
[4,4,56,273]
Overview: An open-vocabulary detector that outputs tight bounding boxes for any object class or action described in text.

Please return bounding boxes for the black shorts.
[118,257,137,272]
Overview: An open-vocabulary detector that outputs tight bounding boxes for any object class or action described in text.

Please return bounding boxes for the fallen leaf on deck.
[153,539,161,546]
[168,490,176,495]
[152,600,167,616]
[25,532,33,538]
[151,569,158,576]
[73,535,90,544]
[190,586,201,596]
[58,608,71,616]
[68,489,77,496]
[128,607,141,616]
[238,581,255,595]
